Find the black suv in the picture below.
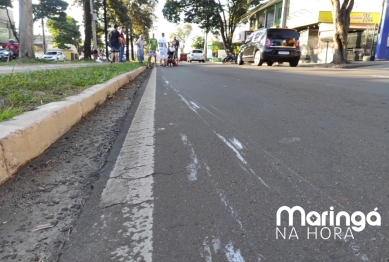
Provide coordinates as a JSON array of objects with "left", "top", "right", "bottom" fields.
[{"left": 238, "top": 28, "right": 301, "bottom": 67}]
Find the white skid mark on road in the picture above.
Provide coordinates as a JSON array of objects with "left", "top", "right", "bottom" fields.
[
  {"left": 225, "top": 241, "right": 245, "bottom": 262},
  {"left": 180, "top": 133, "right": 200, "bottom": 181},
  {"left": 178, "top": 94, "right": 199, "bottom": 114},
  {"left": 190, "top": 101, "right": 200, "bottom": 109},
  {"left": 215, "top": 133, "right": 247, "bottom": 165},
  {"left": 188, "top": 147, "right": 200, "bottom": 181},
  {"left": 101, "top": 67, "right": 156, "bottom": 261},
  {"left": 230, "top": 137, "right": 243, "bottom": 150},
  {"left": 200, "top": 237, "right": 213, "bottom": 262},
  {"left": 216, "top": 133, "right": 269, "bottom": 189},
  {"left": 204, "top": 163, "right": 264, "bottom": 261},
  {"left": 213, "top": 237, "right": 221, "bottom": 253}
]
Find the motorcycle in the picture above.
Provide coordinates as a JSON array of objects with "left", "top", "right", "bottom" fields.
[
  {"left": 222, "top": 49, "right": 237, "bottom": 64},
  {"left": 3, "top": 50, "right": 19, "bottom": 61}
]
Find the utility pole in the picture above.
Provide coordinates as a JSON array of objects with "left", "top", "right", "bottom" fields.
[
  {"left": 41, "top": 18, "right": 46, "bottom": 54},
  {"left": 89, "top": 0, "right": 98, "bottom": 51},
  {"left": 280, "top": 0, "right": 288, "bottom": 28}
]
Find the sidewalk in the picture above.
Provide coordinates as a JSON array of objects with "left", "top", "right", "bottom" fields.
[{"left": 298, "top": 60, "right": 389, "bottom": 69}]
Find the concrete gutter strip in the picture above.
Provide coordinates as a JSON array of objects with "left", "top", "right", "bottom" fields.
[{"left": 0, "top": 66, "right": 145, "bottom": 185}]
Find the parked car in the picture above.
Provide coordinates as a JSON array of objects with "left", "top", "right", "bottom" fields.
[
  {"left": 0, "top": 48, "right": 6, "bottom": 62},
  {"left": 187, "top": 49, "right": 205, "bottom": 63},
  {"left": 42, "top": 51, "right": 66, "bottom": 62},
  {"left": 238, "top": 28, "right": 301, "bottom": 67},
  {"left": 179, "top": 53, "right": 188, "bottom": 61}
]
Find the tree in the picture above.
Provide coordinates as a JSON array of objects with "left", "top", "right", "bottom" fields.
[
  {"left": 0, "top": 0, "right": 19, "bottom": 42},
  {"left": 192, "top": 35, "right": 204, "bottom": 49},
  {"left": 211, "top": 39, "right": 223, "bottom": 56},
  {"left": 330, "top": 0, "right": 354, "bottom": 64},
  {"left": 163, "top": 0, "right": 263, "bottom": 51},
  {"left": 33, "top": 0, "right": 68, "bottom": 53},
  {"left": 46, "top": 15, "right": 82, "bottom": 51},
  {"left": 169, "top": 24, "right": 192, "bottom": 53},
  {"left": 19, "top": 0, "right": 35, "bottom": 59}
]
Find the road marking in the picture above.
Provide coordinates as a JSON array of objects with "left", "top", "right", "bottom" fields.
[
  {"left": 371, "top": 75, "right": 389, "bottom": 78},
  {"left": 100, "top": 67, "right": 156, "bottom": 261}
]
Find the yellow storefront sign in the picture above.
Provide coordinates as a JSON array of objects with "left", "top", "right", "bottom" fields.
[
  {"left": 318, "top": 11, "right": 380, "bottom": 24},
  {"left": 0, "top": 28, "right": 9, "bottom": 39}
]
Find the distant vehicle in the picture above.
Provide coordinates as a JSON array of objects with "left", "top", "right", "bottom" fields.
[
  {"left": 238, "top": 28, "right": 301, "bottom": 67},
  {"left": 0, "top": 48, "right": 7, "bottom": 62},
  {"left": 42, "top": 51, "right": 66, "bottom": 62},
  {"left": 187, "top": 49, "right": 205, "bottom": 63},
  {"left": 179, "top": 53, "right": 187, "bottom": 61}
]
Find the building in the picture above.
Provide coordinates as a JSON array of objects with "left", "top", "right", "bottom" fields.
[
  {"left": 286, "top": 0, "right": 382, "bottom": 63},
  {"left": 244, "top": 0, "right": 384, "bottom": 63},
  {"left": 0, "top": 8, "right": 16, "bottom": 45}
]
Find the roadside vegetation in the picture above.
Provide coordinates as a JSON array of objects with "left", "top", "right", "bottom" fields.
[
  {"left": 0, "top": 62, "right": 142, "bottom": 122},
  {"left": 0, "top": 59, "right": 97, "bottom": 67}
]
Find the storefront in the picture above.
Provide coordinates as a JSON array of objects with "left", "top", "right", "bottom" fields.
[{"left": 286, "top": 0, "right": 383, "bottom": 63}]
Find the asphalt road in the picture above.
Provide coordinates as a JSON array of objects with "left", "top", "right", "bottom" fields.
[{"left": 61, "top": 62, "right": 389, "bottom": 261}]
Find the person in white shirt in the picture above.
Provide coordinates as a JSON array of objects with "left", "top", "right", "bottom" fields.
[
  {"left": 136, "top": 35, "right": 144, "bottom": 63},
  {"left": 158, "top": 33, "right": 167, "bottom": 66}
]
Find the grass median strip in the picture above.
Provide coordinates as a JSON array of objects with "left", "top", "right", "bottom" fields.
[{"left": 0, "top": 62, "right": 143, "bottom": 122}]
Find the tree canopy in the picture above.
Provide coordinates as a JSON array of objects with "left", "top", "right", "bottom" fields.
[
  {"left": 32, "top": 0, "right": 68, "bottom": 21},
  {"left": 46, "top": 15, "right": 82, "bottom": 51},
  {"left": 163, "top": 0, "right": 264, "bottom": 50},
  {"left": 191, "top": 35, "right": 204, "bottom": 49},
  {"left": 169, "top": 24, "right": 192, "bottom": 52}
]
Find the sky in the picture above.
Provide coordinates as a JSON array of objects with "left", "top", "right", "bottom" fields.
[{"left": 11, "top": 0, "right": 205, "bottom": 52}]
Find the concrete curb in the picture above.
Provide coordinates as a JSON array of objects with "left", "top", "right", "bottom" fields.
[{"left": 0, "top": 66, "right": 146, "bottom": 185}]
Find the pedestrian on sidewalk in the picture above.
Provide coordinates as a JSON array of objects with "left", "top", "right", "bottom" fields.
[
  {"left": 119, "top": 27, "right": 126, "bottom": 62},
  {"left": 147, "top": 33, "right": 158, "bottom": 68},
  {"left": 158, "top": 33, "right": 167, "bottom": 66},
  {"left": 137, "top": 35, "right": 144, "bottom": 64},
  {"left": 109, "top": 24, "right": 120, "bottom": 63}
]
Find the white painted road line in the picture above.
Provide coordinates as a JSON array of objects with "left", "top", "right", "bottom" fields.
[{"left": 100, "top": 68, "right": 156, "bottom": 261}]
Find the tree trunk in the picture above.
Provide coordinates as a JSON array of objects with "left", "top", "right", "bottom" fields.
[
  {"left": 330, "top": 0, "right": 354, "bottom": 64},
  {"left": 129, "top": 28, "right": 134, "bottom": 61},
  {"left": 126, "top": 27, "right": 130, "bottom": 61},
  {"left": 19, "top": 0, "right": 35, "bottom": 59},
  {"left": 6, "top": 8, "right": 19, "bottom": 42},
  {"left": 41, "top": 18, "right": 46, "bottom": 54},
  {"left": 83, "top": 0, "right": 92, "bottom": 59}
]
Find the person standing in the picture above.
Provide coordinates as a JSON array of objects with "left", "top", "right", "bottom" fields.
[
  {"left": 119, "top": 27, "right": 126, "bottom": 62},
  {"left": 172, "top": 36, "right": 180, "bottom": 64},
  {"left": 5, "top": 39, "right": 18, "bottom": 61},
  {"left": 109, "top": 24, "right": 120, "bottom": 63},
  {"left": 158, "top": 33, "right": 167, "bottom": 66},
  {"left": 147, "top": 33, "right": 158, "bottom": 68},
  {"left": 136, "top": 35, "right": 144, "bottom": 64}
]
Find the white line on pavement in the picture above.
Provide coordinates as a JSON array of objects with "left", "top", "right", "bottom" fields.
[{"left": 100, "top": 67, "right": 156, "bottom": 261}]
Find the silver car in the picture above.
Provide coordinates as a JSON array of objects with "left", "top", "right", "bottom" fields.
[
  {"left": 187, "top": 49, "right": 205, "bottom": 63},
  {"left": 42, "top": 51, "right": 66, "bottom": 62}
]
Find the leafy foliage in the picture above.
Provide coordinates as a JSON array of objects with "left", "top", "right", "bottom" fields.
[
  {"left": 192, "top": 35, "right": 204, "bottom": 49},
  {"left": 0, "top": 0, "right": 12, "bottom": 8},
  {"left": 46, "top": 15, "right": 82, "bottom": 50},
  {"left": 163, "top": 0, "right": 264, "bottom": 50},
  {"left": 32, "top": 0, "right": 68, "bottom": 21},
  {"left": 169, "top": 24, "right": 192, "bottom": 52}
]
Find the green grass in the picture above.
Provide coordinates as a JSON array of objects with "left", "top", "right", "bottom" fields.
[
  {"left": 0, "top": 62, "right": 143, "bottom": 122},
  {"left": 0, "top": 58, "right": 99, "bottom": 66}
]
